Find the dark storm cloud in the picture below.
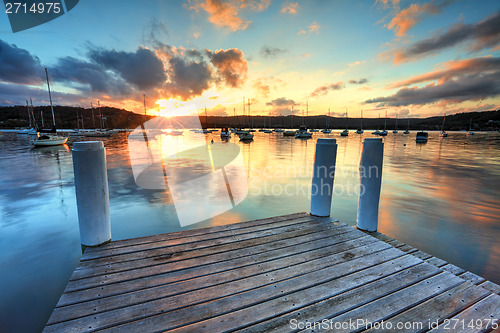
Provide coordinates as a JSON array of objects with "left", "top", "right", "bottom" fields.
[
  {"left": 395, "top": 11, "right": 500, "bottom": 63},
  {"left": 0, "top": 82, "right": 86, "bottom": 105},
  {"left": 49, "top": 57, "right": 132, "bottom": 95},
  {"left": 260, "top": 45, "right": 288, "bottom": 58},
  {"left": 0, "top": 39, "right": 44, "bottom": 85},
  {"left": 165, "top": 57, "right": 212, "bottom": 99},
  {"left": 207, "top": 48, "right": 248, "bottom": 88},
  {"left": 310, "top": 82, "right": 344, "bottom": 97},
  {"left": 364, "top": 71, "right": 500, "bottom": 107},
  {"left": 266, "top": 97, "right": 297, "bottom": 106},
  {"left": 349, "top": 78, "right": 368, "bottom": 84},
  {"left": 88, "top": 47, "right": 167, "bottom": 90}
]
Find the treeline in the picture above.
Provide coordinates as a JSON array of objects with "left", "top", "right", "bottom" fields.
[
  {"left": 1, "top": 105, "right": 499, "bottom": 131},
  {"left": 0, "top": 105, "right": 149, "bottom": 129}
]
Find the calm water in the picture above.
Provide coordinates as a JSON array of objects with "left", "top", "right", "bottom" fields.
[{"left": 0, "top": 129, "right": 499, "bottom": 332}]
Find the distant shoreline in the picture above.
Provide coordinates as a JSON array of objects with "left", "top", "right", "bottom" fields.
[{"left": 1, "top": 106, "right": 498, "bottom": 131}]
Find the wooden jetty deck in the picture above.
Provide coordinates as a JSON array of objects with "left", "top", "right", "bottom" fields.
[{"left": 45, "top": 212, "right": 500, "bottom": 332}]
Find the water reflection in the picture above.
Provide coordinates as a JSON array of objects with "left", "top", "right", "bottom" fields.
[{"left": 0, "top": 130, "right": 499, "bottom": 332}]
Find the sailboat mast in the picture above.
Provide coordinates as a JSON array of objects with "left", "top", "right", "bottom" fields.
[
  {"left": 345, "top": 108, "right": 348, "bottom": 130},
  {"left": 249, "top": 99, "right": 253, "bottom": 129},
  {"left": 91, "top": 103, "right": 95, "bottom": 128},
  {"left": 242, "top": 97, "right": 246, "bottom": 128},
  {"left": 29, "top": 98, "right": 36, "bottom": 129},
  {"left": 205, "top": 106, "right": 208, "bottom": 128},
  {"left": 45, "top": 68, "right": 56, "bottom": 128},
  {"left": 98, "top": 100, "right": 102, "bottom": 129},
  {"left": 361, "top": 110, "right": 363, "bottom": 130},
  {"left": 26, "top": 100, "right": 32, "bottom": 128},
  {"left": 143, "top": 94, "right": 147, "bottom": 123},
  {"left": 303, "top": 101, "right": 307, "bottom": 126},
  {"left": 384, "top": 111, "right": 387, "bottom": 130}
]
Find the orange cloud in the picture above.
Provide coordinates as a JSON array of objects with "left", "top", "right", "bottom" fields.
[
  {"left": 198, "top": 0, "right": 250, "bottom": 31},
  {"left": 308, "top": 21, "right": 320, "bottom": 33},
  {"left": 187, "top": 0, "right": 271, "bottom": 31},
  {"left": 388, "top": 56, "right": 500, "bottom": 88},
  {"left": 348, "top": 60, "right": 365, "bottom": 67},
  {"left": 387, "top": 3, "right": 438, "bottom": 37},
  {"left": 297, "top": 21, "right": 320, "bottom": 35},
  {"left": 208, "top": 48, "right": 248, "bottom": 87},
  {"left": 281, "top": 2, "right": 298, "bottom": 14}
]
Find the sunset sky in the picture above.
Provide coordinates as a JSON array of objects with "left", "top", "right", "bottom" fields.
[{"left": 1, "top": 0, "right": 499, "bottom": 118}]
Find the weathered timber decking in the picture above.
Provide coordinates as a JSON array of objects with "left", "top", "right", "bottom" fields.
[{"left": 44, "top": 212, "right": 500, "bottom": 332}]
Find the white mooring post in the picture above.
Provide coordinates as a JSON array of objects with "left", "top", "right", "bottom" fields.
[
  {"left": 357, "top": 138, "right": 384, "bottom": 231},
  {"left": 310, "top": 138, "right": 338, "bottom": 217},
  {"left": 72, "top": 141, "right": 111, "bottom": 247}
]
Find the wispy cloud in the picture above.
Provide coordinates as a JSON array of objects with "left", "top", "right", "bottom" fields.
[
  {"left": 260, "top": 45, "right": 288, "bottom": 58},
  {"left": 348, "top": 60, "right": 365, "bottom": 67},
  {"left": 298, "top": 21, "right": 320, "bottom": 35},
  {"left": 349, "top": 78, "right": 369, "bottom": 85},
  {"left": 253, "top": 76, "right": 284, "bottom": 97},
  {"left": 266, "top": 97, "right": 297, "bottom": 106},
  {"left": 388, "top": 56, "right": 500, "bottom": 89},
  {"left": 185, "top": 0, "right": 271, "bottom": 31},
  {"left": 310, "top": 82, "right": 344, "bottom": 97},
  {"left": 281, "top": 2, "right": 298, "bottom": 14},
  {"left": 392, "top": 10, "right": 500, "bottom": 63},
  {"left": 377, "top": 0, "right": 453, "bottom": 37},
  {"left": 365, "top": 67, "right": 500, "bottom": 107},
  {"left": 186, "top": 0, "right": 250, "bottom": 31},
  {"left": 240, "top": 0, "right": 271, "bottom": 12}
]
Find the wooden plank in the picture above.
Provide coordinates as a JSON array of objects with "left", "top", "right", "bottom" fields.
[
  {"left": 81, "top": 215, "right": 321, "bottom": 261},
  {"left": 428, "top": 294, "right": 500, "bottom": 332},
  {"left": 441, "top": 263, "right": 466, "bottom": 276},
  {"left": 396, "top": 244, "right": 414, "bottom": 252},
  {"left": 412, "top": 250, "right": 433, "bottom": 260},
  {"left": 71, "top": 220, "right": 349, "bottom": 280},
  {"left": 85, "top": 212, "right": 310, "bottom": 253},
  {"left": 48, "top": 234, "right": 379, "bottom": 324},
  {"left": 64, "top": 225, "right": 358, "bottom": 293},
  {"left": 426, "top": 257, "right": 448, "bottom": 267},
  {"left": 363, "top": 282, "right": 491, "bottom": 333},
  {"left": 459, "top": 271, "right": 486, "bottom": 285},
  {"left": 478, "top": 281, "right": 500, "bottom": 295},
  {"left": 173, "top": 258, "right": 432, "bottom": 333},
  {"left": 59, "top": 226, "right": 360, "bottom": 306},
  {"left": 45, "top": 247, "right": 405, "bottom": 332},
  {"left": 363, "top": 231, "right": 394, "bottom": 243},
  {"left": 302, "top": 272, "right": 466, "bottom": 333},
  {"left": 387, "top": 239, "right": 405, "bottom": 247}
]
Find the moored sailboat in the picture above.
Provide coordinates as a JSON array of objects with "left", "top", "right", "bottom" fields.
[
  {"left": 439, "top": 113, "right": 448, "bottom": 137},
  {"left": 30, "top": 68, "right": 68, "bottom": 147},
  {"left": 340, "top": 108, "right": 349, "bottom": 136},
  {"left": 356, "top": 110, "right": 364, "bottom": 134}
]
